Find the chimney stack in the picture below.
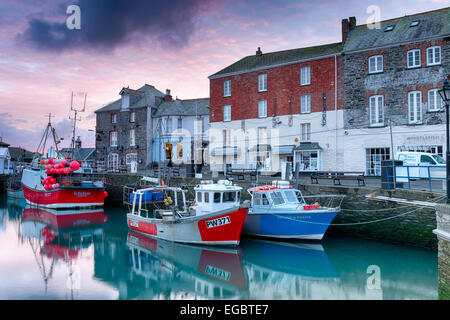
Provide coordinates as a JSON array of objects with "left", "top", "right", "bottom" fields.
[
  {"left": 256, "top": 47, "right": 262, "bottom": 56},
  {"left": 164, "top": 89, "right": 173, "bottom": 102},
  {"left": 341, "top": 16, "right": 356, "bottom": 44}
]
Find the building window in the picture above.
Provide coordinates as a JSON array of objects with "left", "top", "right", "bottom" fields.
[
  {"left": 223, "top": 129, "right": 231, "bottom": 146},
  {"left": 129, "top": 129, "right": 135, "bottom": 146},
  {"left": 369, "top": 95, "right": 384, "bottom": 126},
  {"left": 407, "top": 49, "right": 421, "bottom": 68},
  {"left": 108, "top": 153, "right": 119, "bottom": 171},
  {"left": 110, "top": 131, "right": 118, "bottom": 147},
  {"left": 365, "top": 148, "right": 390, "bottom": 176},
  {"left": 428, "top": 89, "right": 443, "bottom": 112},
  {"left": 165, "top": 143, "right": 172, "bottom": 160},
  {"left": 166, "top": 117, "right": 172, "bottom": 134},
  {"left": 177, "top": 143, "right": 183, "bottom": 160},
  {"left": 300, "top": 66, "right": 310, "bottom": 85},
  {"left": 177, "top": 118, "right": 182, "bottom": 129},
  {"left": 295, "top": 150, "right": 320, "bottom": 171},
  {"left": 258, "top": 127, "right": 267, "bottom": 145},
  {"left": 258, "top": 100, "right": 267, "bottom": 118},
  {"left": 427, "top": 46, "right": 441, "bottom": 66},
  {"left": 368, "top": 55, "right": 383, "bottom": 74},
  {"left": 125, "top": 153, "right": 137, "bottom": 164},
  {"left": 301, "top": 123, "right": 311, "bottom": 141},
  {"left": 258, "top": 74, "right": 267, "bottom": 92},
  {"left": 224, "top": 80, "right": 231, "bottom": 97},
  {"left": 223, "top": 105, "right": 231, "bottom": 122},
  {"left": 408, "top": 91, "right": 422, "bottom": 124},
  {"left": 111, "top": 113, "right": 117, "bottom": 124},
  {"left": 300, "top": 94, "right": 311, "bottom": 114},
  {"left": 130, "top": 111, "right": 136, "bottom": 123}
]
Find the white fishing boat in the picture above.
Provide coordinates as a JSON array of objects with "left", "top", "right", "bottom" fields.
[{"left": 127, "top": 180, "right": 249, "bottom": 246}]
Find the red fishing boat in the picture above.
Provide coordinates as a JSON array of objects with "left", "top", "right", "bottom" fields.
[{"left": 21, "top": 114, "right": 107, "bottom": 209}]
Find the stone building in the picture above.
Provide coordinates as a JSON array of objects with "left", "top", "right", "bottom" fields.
[
  {"left": 95, "top": 84, "right": 209, "bottom": 173},
  {"left": 341, "top": 7, "right": 450, "bottom": 175},
  {"left": 208, "top": 43, "right": 344, "bottom": 173}
]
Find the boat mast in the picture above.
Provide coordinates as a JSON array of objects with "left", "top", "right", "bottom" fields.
[
  {"left": 69, "top": 91, "right": 86, "bottom": 160},
  {"left": 32, "top": 113, "right": 61, "bottom": 164}
]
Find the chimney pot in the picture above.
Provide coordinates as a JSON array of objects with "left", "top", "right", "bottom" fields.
[{"left": 256, "top": 47, "right": 262, "bottom": 56}]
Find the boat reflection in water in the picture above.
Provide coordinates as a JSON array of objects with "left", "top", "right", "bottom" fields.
[
  {"left": 19, "top": 207, "right": 108, "bottom": 295},
  {"left": 125, "top": 231, "right": 248, "bottom": 299},
  {"left": 240, "top": 238, "right": 339, "bottom": 299}
]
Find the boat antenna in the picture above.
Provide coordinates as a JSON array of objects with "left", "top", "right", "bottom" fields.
[
  {"left": 69, "top": 91, "right": 86, "bottom": 160},
  {"left": 32, "top": 113, "right": 61, "bottom": 165}
]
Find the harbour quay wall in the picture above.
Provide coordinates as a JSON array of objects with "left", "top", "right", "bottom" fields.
[
  {"left": 434, "top": 205, "right": 450, "bottom": 300},
  {"left": 104, "top": 173, "right": 440, "bottom": 250}
]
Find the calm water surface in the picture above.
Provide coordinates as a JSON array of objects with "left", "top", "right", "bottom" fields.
[{"left": 0, "top": 195, "right": 438, "bottom": 300}]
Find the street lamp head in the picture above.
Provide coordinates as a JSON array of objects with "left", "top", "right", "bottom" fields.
[{"left": 439, "top": 79, "right": 450, "bottom": 103}]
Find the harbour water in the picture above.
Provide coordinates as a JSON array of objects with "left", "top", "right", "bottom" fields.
[{"left": 0, "top": 195, "right": 438, "bottom": 300}]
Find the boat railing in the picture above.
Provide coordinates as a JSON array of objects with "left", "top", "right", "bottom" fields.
[
  {"left": 55, "top": 173, "right": 105, "bottom": 188},
  {"left": 130, "top": 187, "right": 189, "bottom": 218},
  {"left": 301, "top": 195, "right": 346, "bottom": 210}
]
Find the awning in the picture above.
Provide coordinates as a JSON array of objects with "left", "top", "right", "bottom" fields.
[
  {"left": 293, "top": 142, "right": 322, "bottom": 151},
  {"left": 211, "top": 146, "right": 239, "bottom": 156},
  {"left": 249, "top": 144, "right": 272, "bottom": 152},
  {"left": 273, "top": 145, "right": 294, "bottom": 155}
]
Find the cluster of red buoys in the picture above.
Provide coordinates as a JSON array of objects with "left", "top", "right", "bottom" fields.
[{"left": 40, "top": 158, "right": 81, "bottom": 191}]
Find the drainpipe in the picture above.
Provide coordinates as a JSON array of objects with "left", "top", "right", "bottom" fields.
[{"left": 334, "top": 54, "right": 338, "bottom": 171}]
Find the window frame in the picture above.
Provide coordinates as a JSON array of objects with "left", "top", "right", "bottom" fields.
[
  {"left": 428, "top": 89, "right": 443, "bottom": 112},
  {"left": 258, "top": 74, "right": 267, "bottom": 92},
  {"left": 368, "top": 55, "right": 383, "bottom": 74},
  {"left": 111, "top": 113, "right": 118, "bottom": 124},
  {"left": 300, "top": 94, "right": 311, "bottom": 114},
  {"left": 223, "top": 80, "right": 231, "bottom": 97},
  {"left": 301, "top": 123, "right": 311, "bottom": 141},
  {"left": 223, "top": 105, "right": 231, "bottom": 122},
  {"left": 258, "top": 100, "right": 267, "bottom": 118},
  {"left": 300, "top": 66, "right": 311, "bottom": 85},
  {"left": 407, "top": 49, "right": 421, "bottom": 69},
  {"left": 110, "top": 131, "right": 118, "bottom": 147},
  {"left": 129, "top": 128, "right": 136, "bottom": 146},
  {"left": 408, "top": 91, "right": 422, "bottom": 124},
  {"left": 426, "top": 46, "right": 441, "bottom": 66},
  {"left": 130, "top": 111, "right": 136, "bottom": 123},
  {"left": 369, "top": 95, "right": 384, "bottom": 127}
]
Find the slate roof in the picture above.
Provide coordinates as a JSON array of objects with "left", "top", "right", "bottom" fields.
[
  {"left": 60, "top": 148, "right": 96, "bottom": 161},
  {"left": 153, "top": 98, "right": 210, "bottom": 117},
  {"left": 8, "top": 147, "right": 34, "bottom": 161},
  {"left": 344, "top": 7, "right": 450, "bottom": 52},
  {"left": 209, "top": 42, "right": 343, "bottom": 79},
  {"left": 95, "top": 84, "right": 165, "bottom": 113}
]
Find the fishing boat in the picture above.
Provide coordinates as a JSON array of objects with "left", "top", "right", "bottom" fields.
[
  {"left": 243, "top": 181, "right": 344, "bottom": 240},
  {"left": 127, "top": 180, "right": 249, "bottom": 246},
  {"left": 21, "top": 114, "right": 107, "bottom": 209}
]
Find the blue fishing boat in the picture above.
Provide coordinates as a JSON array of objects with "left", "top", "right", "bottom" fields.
[{"left": 243, "top": 181, "right": 344, "bottom": 240}]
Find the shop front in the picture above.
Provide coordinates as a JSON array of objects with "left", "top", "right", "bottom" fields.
[{"left": 293, "top": 142, "right": 322, "bottom": 172}]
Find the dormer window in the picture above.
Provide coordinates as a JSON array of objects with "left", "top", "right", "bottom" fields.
[
  {"left": 410, "top": 20, "right": 420, "bottom": 27},
  {"left": 384, "top": 25, "right": 395, "bottom": 32},
  {"left": 121, "top": 94, "right": 130, "bottom": 110}
]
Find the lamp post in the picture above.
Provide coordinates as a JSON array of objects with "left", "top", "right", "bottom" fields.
[{"left": 438, "top": 79, "right": 450, "bottom": 202}]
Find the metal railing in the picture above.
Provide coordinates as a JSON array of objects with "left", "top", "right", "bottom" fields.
[{"left": 385, "top": 165, "right": 446, "bottom": 192}]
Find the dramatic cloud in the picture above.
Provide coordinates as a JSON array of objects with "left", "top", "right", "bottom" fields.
[{"left": 18, "top": 0, "right": 216, "bottom": 52}]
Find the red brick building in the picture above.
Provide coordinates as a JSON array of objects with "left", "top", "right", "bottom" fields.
[{"left": 208, "top": 43, "right": 344, "bottom": 173}]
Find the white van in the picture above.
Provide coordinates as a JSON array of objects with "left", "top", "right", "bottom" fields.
[
  {"left": 396, "top": 152, "right": 446, "bottom": 166},
  {"left": 395, "top": 152, "right": 446, "bottom": 180}
]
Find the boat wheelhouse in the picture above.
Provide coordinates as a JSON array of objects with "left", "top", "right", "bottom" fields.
[
  {"left": 127, "top": 180, "right": 249, "bottom": 246},
  {"left": 243, "top": 181, "right": 344, "bottom": 240}
]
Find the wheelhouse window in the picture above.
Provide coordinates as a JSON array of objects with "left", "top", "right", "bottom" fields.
[
  {"left": 270, "top": 191, "right": 285, "bottom": 205},
  {"left": 300, "top": 66, "right": 310, "bottom": 85},
  {"left": 368, "top": 55, "right": 383, "bottom": 74},
  {"left": 253, "top": 192, "right": 262, "bottom": 206},
  {"left": 283, "top": 190, "right": 298, "bottom": 203},
  {"left": 427, "top": 46, "right": 441, "bottom": 66},
  {"left": 197, "top": 192, "right": 202, "bottom": 203},
  {"left": 408, "top": 91, "right": 422, "bottom": 124},
  {"left": 407, "top": 49, "right": 421, "bottom": 68},
  {"left": 223, "top": 192, "right": 237, "bottom": 202},
  {"left": 214, "top": 192, "right": 221, "bottom": 203},
  {"left": 223, "top": 80, "right": 231, "bottom": 97},
  {"left": 369, "top": 95, "right": 384, "bottom": 126},
  {"left": 204, "top": 192, "right": 209, "bottom": 203},
  {"left": 258, "top": 74, "right": 267, "bottom": 92}
]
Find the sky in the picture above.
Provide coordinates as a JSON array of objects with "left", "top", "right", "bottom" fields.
[{"left": 0, "top": 0, "right": 449, "bottom": 151}]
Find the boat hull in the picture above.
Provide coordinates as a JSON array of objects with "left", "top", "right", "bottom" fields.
[
  {"left": 21, "top": 168, "right": 105, "bottom": 209},
  {"left": 242, "top": 210, "right": 339, "bottom": 240},
  {"left": 7, "top": 188, "right": 24, "bottom": 199},
  {"left": 127, "top": 207, "right": 248, "bottom": 246}
]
